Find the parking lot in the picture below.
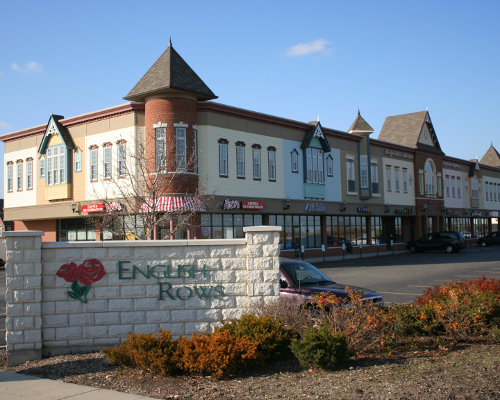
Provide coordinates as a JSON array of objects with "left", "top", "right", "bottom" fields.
[{"left": 1, "top": 246, "right": 500, "bottom": 347}]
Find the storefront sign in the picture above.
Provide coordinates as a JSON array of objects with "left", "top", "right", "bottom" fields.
[
  {"left": 82, "top": 204, "right": 105, "bottom": 213},
  {"left": 394, "top": 208, "right": 414, "bottom": 214},
  {"left": 489, "top": 211, "right": 499, "bottom": 217},
  {"left": 242, "top": 201, "right": 265, "bottom": 210},
  {"left": 427, "top": 205, "right": 440, "bottom": 211},
  {"left": 443, "top": 161, "right": 461, "bottom": 169},
  {"left": 223, "top": 199, "right": 240, "bottom": 210},
  {"left": 305, "top": 203, "right": 327, "bottom": 213},
  {"left": 106, "top": 202, "right": 123, "bottom": 212},
  {"left": 357, "top": 206, "right": 372, "bottom": 213},
  {"left": 384, "top": 149, "right": 414, "bottom": 159},
  {"left": 446, "top": 209, "right": 459, "bottom": 216},
  {"left": 471, "top": 211, "right": 482, "bottom": 216}
]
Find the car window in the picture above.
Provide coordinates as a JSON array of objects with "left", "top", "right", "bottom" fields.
[
  {"left": 421, "top": 234, "right": 432, "bottom": 241},
  {"left": 281, "top": 262, "right": 332, "bottom": 285},
  {"left": 431, "top": 233, "right": 441, "bottom": 240},
  {"left": 456, "top": 232, "right": 465, "bottom": 240},
  {"left": 488, "top": 233, "right": 496, "bottom": 237},
  {"left": 441, "top": 234, "right": 455, "bottom": 240}
]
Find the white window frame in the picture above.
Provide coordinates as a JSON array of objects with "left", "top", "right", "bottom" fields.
[
  {"left": 395, "top": 167, "right": 400, "bottom": 192},
  {"left": 360, "top": 156, "right": 368, "bottom": 189},
  {"left": 39, "top": 158, "right": 45, "bottom": 178},
  {"left": 27, "top": 160, "right": 33, "bottom": 190},
  {"left": 75, "top": 151, "right": 82, "bottom": 173},
  {"left": 347, "top": 158, "right": 355, "bottom": 181},
  {"left": 118, "top": 143, "right": 126, "bottom": 177},
  {"left": 306, "top": 148, "right": 312, "bottom": 182},
  {"left": 7, "top": 164, "right": 13, "bottom": 192},
  {"left": 53, "top": 146, "right": 59, "bottom": 185},
  {"left": 237, "top": 146, "right": 245, "bottom": 178},
  {"left": 104, "top": 147, "right": 111, "bottom": 179},
  {"left": 219, "top": 143, "right": 228, "bottom": 177},
  {"left": 452, "top": 177, "right": 456, "bottom": 198},
  {"left": 90, "top": 148, "right": 98, "bottom": 181},
  {"left": 268, "top": 150, "right": 276, "bottom": 181},
  {"left": 403, "top": 168, "right": 408, "bottom": 192},
  {"left": 471, "top": 177, "right": 478, "bottom": 199},
  {"left": 156, "top": 127, "right": 166, "bottom": 171},
  {"left": 312, "top": 149, "right": 318, "bottom": 183},
  {"left": 253, "top": 148, "right": 261, "bottom": 179},
  {"left": 386, "top": 166, "right": 392, "bottom": 191},
  {"left": 17, "top": 162, "right": 22, "bottom": 191},
  {"left": 193, "top": 130, "right": 198, "bottom": 174},
  {"left": 292, "top": 150, "right": 299, "bottom": 173},
  {"left": 446, "top": 175, "right": 450, "bottom": 197},
  {"left": 47, "top": 148, "right": 52, "bottom": 185},
  {"left": 318, "top": 150, "right": 324, "bottom": 184},
  {"left": 176, "top": 128, "right": 186, "bottom": 170}
]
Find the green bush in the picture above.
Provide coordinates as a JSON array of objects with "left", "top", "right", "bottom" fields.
[
  {"left": 291, "top": 325, "right": 353, "bottom": 370},
  {"left": 216, "top": 314, "right": 297, "bottom": 360},
  {"left": 102, "top": 328, "right": 181, "bottom": 375}
]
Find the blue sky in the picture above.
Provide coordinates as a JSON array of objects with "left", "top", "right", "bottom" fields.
[{"left": 1, "top": 0, "right": 499, "bottom": 196}]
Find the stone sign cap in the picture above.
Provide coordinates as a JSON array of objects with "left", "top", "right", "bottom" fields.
[
  {"left": 243, "top": 226, "right": 282, "bottom": 232},
  {"left": 2, "top": 231, "right": 44, "bottom": 237}
]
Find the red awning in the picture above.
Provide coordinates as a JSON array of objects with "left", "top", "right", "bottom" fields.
[{"left": 139, "top": 197, "right": 206, "bottom": 213}]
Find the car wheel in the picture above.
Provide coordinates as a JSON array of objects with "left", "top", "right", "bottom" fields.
[
  {"left": 480, "top": 241, "right": 487, "bottom": 247},
  {"left": 445, "top": 244, "right": 454, "bottom": 253},
  {"left": 409, "top": 245, "right": 418, "bottom": 253}
]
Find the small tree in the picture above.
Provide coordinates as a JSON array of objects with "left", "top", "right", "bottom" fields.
[{"left": 84, "top": 125, "right": 216, "bottom": 240}]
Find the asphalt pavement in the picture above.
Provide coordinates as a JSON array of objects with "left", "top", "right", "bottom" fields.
[{"left": 312, "top": 246, "right": 500, "bottom": 303}]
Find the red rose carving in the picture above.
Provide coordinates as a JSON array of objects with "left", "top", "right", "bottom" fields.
[
  {"left": 56, "top": 262, "right": 80, "bottom": 283},
  {"left": 78, "top": 259, "right": 106, "bottom": 285}
]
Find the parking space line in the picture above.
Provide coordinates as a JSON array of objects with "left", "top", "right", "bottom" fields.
[{"left": 378, "top": 291, "right": 421, "bottom": 295}]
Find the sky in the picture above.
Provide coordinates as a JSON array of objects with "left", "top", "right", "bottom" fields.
[{"left": 1, "top": 0, "right": 499, "bottom": 196}]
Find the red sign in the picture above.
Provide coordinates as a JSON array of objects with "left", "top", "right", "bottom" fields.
[
  {"left": 82, "top": 204, "right": 105, "bottom": 213},
  {"left": 242, "top": 201, "right": 265, "bottom": 210}
]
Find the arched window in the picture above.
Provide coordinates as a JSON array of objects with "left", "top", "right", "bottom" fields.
[{"left": 424, "top": 160, "right": 436, "bottom": 195}]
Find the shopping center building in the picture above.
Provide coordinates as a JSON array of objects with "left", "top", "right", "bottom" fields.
[{"left": 2, "top": 42, "right": 499, "bottom": 257}]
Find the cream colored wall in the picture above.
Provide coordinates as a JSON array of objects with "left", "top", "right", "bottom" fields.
[
  {"left": 85, "top": 127, "right": 137, "bottom": 201},
  {"left": 4, "top": 147, "right": 38, "bottom": 209},
  {"left": 382, "top": 157, "right": 415, "bottom": 206},
  {"left": 198, "top": 125, "right": 285, "bottom": 199},
  {"left": 418, "top": 125, "right": 434, "bottom": 146}
]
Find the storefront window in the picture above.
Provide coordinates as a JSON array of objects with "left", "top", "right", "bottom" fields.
[
  {"left": 370, "top": 217, "right": 386, "bottom": 244},
  {"left": 446, "top": 217, "right": 471, "bottom": 238},
  {"left": 472, "top": 218, "right": 488, "bottom": 238},
  {"left": 201, "top": 213, "right": 262, "bottom": 239},
  {"left": 269, "top": 214, "right": 322, "bottom": 249},
  {"left": 325, "top": 216, "right": 367, "bottom": 246},
  {"left": 58, "top": 218, "right": 96, "bottom": 242}
]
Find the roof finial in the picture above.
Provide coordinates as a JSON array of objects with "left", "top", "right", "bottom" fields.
[
  {"left": 358, "top": 107, "right": 360, "bottom": 115},
  {"left": 317, "top": 115, "right": 320, "bottom": 122},
  {"left": 51, "top": 109, "right": 53, "bottom": 116},
  {"left": 426, "top": 106, "right": 428, "bottom": 111},
  {"left": 169, "top": 36, "right": 172, "bottom": 46}
]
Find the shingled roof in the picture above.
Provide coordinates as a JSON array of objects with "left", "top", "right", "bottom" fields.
[
  {"left": 124, "top": 42, "right": 217, "bottom": 102},
  {"left": 480, "top": 144, "right": 500, "bottom": 168},
  {"left": 347, "top": 111, "right": 374, "bottom": 133},
  {"left": 378, "top": 110, "right": 443, "bottom": 153}
]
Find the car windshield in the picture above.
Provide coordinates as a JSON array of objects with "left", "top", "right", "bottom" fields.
[{"left": 281, "top": 262, "right": 334, "bottom": 285}]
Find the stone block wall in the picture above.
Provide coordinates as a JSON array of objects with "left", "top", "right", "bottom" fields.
[{"left": 4, "top": 226, "right": 281, "bottom": 367}]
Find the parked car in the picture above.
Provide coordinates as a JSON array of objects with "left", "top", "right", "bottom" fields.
[
  {"left": 477, "top": 231, "right": 500, "bottom": 247},
  {"left": 326, "top": 236, "right": 351, "bottom": 247},
  {"left": 279, "top": 259, "right": 383, "bottom": 306},
  {"left": 406, "top": 231, "right": 466, "bottom": 253}
]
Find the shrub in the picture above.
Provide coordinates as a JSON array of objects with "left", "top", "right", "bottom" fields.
[
  {"left": 216, "top": 314, "right": 297, "bottom": 360},
  {"left": 102, "top": 328, "right": 181, "bottom": 375},
  {"left": 177, "top": 331, "right": 264, "bottom": 378},
  {"left": 291, "top": 325, "right": 353, "bottom": 370}
]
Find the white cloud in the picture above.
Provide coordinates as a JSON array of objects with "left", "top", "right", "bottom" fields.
[
  {"left": 12, "top": 61, "right": 44, "bottom": 73},
  {"left": 284, "top": 39, "right": 333, "bottom": 57},
  {"left": 0, "top": 121, "right": 12, "bottom": 130}
]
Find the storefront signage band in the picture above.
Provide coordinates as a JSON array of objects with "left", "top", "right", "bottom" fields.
[
  {"left": 304, "top": 203, "right": 326, "bottom": 213},
  {"left": 446, "top": 209, "right": 459, "bottom": 216},
  {"left": 471, "top": 211, "right": 482, "bottom": 216},
  {"left": 384, "top": 149, "right": 414, "bottom": 159},
  {"left": 489, "top": 211, "right": 499, "bottom": 217},
  {"left": 443, "top": 161, "right": 460, "bottom": 169},
  {"left": 357, "top": 206, "right": 372, "bottom": 213},
  {"left": 82, "top": 204, "right": 104, "bottom": 213},
  {"left": 394, "top": 208, "right": 414, "bottom": 215},
  {"left": 242, "top": 201, "right": 264, "bottom": 210},
  {"left": 223, "top": 199, "right": 240, "bottom": 210}
]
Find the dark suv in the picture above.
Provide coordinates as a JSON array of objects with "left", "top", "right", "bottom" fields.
[
  {"left": 477, "top": 231, "right": 500, "bottom": 247},
  {"left": 406, "top": 231, "right": 466, "bottom": 253}
]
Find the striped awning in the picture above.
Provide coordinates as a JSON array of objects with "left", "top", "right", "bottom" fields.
[{"left": 139, "top": 197, "right": 206, "bottom": 213}]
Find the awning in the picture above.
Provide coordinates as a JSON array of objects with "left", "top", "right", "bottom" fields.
[{"left": 139, "top": 197, "right": 206, "bottom": 213}]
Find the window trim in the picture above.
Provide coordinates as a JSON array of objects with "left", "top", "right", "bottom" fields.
[
  {"left": 89, "top": 145, "right": 98, "bottom": 182},
  {"left": 103, "top": 142, "right": 112, "bottom": 180},
  {"left": 176, "top": 127, "right": 187, "bottom": 170},
  {"left": 74, "top": 150, "right": 82, "bottom": 173},
  {"left": 395, "top": 166, "right": 400, "bottom": 192},
  {"left": 268, "top": 146, "right": 276, "bottom": 182},
  {"left": 252, "top": 144, "right": 261, "bottom": 180},
  {"left": 218, "top": 138, "right": 229, "bottom": 178},
  {"left": 346, "top": 156, "right": 355, "bottom": 193},
  {"left": 155, "top": 127, "right": 166, "bottom": 172},
  {"left": 26, "top": 158, "right": 33, "bottom": 190},
  {"left": 117, "top": 140, "right": 127, "bottom": 178},
  {"left": 291, "top": 149, "right": 299, "bottom": 173},
  {"left": 403, "top": 168, "right": 408, "bottom": 193},
  {"left": 7, "top": 162, "right": 13, "bottom": 193},
  {"left": 16, "top": 160, "right": 23, "bottom": 192},
  {"left": 39, "top": 157, "right": 45, "bottom": 178},
  {"left": 236, "top": 141, "right": 245, "bottom": 179},
  {"left": 326, "top": 154, "right": 333, "bottom": 177},
  {"left": 386, "top": 165, "right": 392, "bottom": 191},
  {"left": 360, "top": 156, "right": 368, "bottom": 189}
]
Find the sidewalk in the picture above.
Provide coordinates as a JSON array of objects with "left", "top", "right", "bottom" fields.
[
  {"left": 299, "top": 249, "right": 409, "bottom": 264},
  {"left": 0, "top": 370, "right": 153, "bottom": 400}
]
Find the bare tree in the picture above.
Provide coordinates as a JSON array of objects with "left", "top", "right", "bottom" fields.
[{"left": 82, "top": 125, "right": 216, "bottom": 240}]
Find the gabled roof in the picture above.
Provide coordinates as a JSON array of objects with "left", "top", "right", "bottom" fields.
[
  {"left": 348, "top": 110, "right": 374, "bottom": 133},
  {"left": 480, "top": 144, "right": 500, "bottom": 168},
  {"left": 300, "top": 121, "right": 331, "bottom": 152},
  {"left": 124, "top": 42, "right": 217, "bottom": 102},
  {"left": 38, "top": 115, "right": 75, "bottom": 154},
  {"left": 378, "top": 110, "right": 443, "bottom": 154}
]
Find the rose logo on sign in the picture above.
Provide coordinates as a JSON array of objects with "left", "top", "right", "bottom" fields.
[{"left": 56, "top": 259, "right": 106, "bottom": 304}]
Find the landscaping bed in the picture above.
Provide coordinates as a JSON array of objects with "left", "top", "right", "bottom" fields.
[{"left": 1, "top": 343, "right": 500, "bottom": 399}]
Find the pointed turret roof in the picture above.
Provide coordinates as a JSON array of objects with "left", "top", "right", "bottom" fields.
[
  {"left": 480, "top": 144, "right": 500, "bottom": 168},
  {"left": 124, "top": 42, "right": 217, "bottom": 102},
  {"left": 348, "top": 110, "right": 374, "bottom": 134}
]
